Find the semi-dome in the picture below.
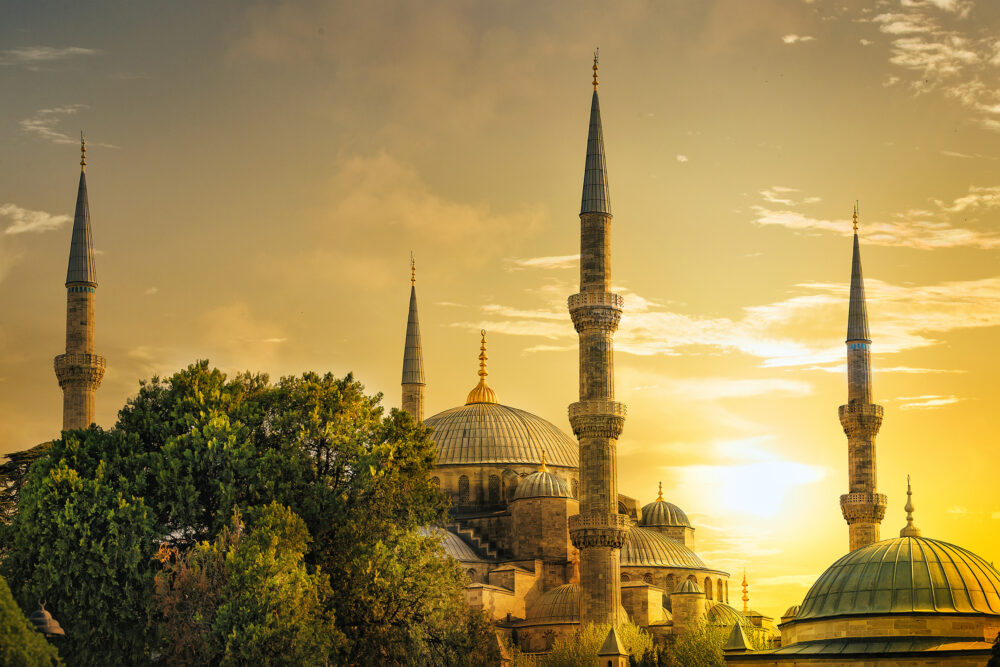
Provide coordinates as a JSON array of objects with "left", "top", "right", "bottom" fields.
[
  {"left": 796, "top": 536, "right": 1000, "bottom": 621},
  {"left": 525, "top": 583, "right": 627, "bottom": 623},
  {"left": 674, "top": 579, "right": 702, "bottom": 594},
  {"left": 707, "top": 602, "right": 754, "bottom": 627},
  {"left": 639, "top": 484, "right": 691, "bottom": 528},
  {"left": 623, "top": 526, "right": 706, "bottom": 569},
  {"left": 421, "top": 527, "right": 485, "bottom": 563},
  {"left": 513, "top": 461, "right": 571, "bottom": 500}
]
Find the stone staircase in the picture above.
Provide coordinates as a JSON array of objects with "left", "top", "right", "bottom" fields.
[{"left": 447, "top": 521, "right": 501, "bottom": 560}]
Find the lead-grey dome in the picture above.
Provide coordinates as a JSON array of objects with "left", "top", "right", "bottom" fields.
[
  {"left": 424, "top": 403, "right": 578, "bottom": 468},
  {"left": 525, "top": 583, "right": 627, "bottom": 623},
  {"left": 421, "top": 528, "right": 484, "bottom": 563},
  {"left": 514, "top": 470, "right": 571, "bottom": 500},
  {"left": 796, "top": 536, "right": 1000, "bottom": 621},
  {"left": 623, "top": 527, "right": 706, "bottom": 569},
  {"left": 640, "top": 500, "right": 691, "bottom": 529}
]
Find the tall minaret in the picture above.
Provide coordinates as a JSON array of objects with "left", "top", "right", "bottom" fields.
[
  {"left": 54, "top": 134, "right": 106, "bottom": 430},
  {"left": 838, "top": 205, "right": 887, "bottom": 551},
  {"left": 401, "top": 253, "right": 425, "bottom": 421},
  {"left": 567, "top": 51, "right": 629, "bottom": 625}
]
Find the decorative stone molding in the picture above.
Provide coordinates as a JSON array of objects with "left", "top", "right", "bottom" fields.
[
  {"left": 568, "top": 292, "right": 625, "bottom": 311},
  {"left": 840, "top": 492, "right": 888, "bottom": 524},
  {"left": 54, "top": 353, "right": 106, "bottom": 390},
  {"left": 838, "top": 403, "right": 883, "bottom": 438},
  {"left": 569, "top": 513, "right": 630, "bottom": 549}
]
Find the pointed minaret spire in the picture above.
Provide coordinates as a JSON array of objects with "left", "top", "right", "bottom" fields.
[
  {"left": 741, "top": 570, "right": 749, "bottom": 613},
  {"left": 839, "top": 204, "right": 887, "bottom": 552},
  {"left": 54, "top": 134, "right": 105, "bottom": 430},
  {"left": 401, "top": 253, "right": 426, "bottom": 421},
  {"left": 900, "top": 476, "right": 921, "bottom": 537},
  {"left": 569, "top": 53, "right": 628, "bottom": 626}
]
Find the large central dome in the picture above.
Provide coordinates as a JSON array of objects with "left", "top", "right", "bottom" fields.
[
  {"left": 796, "top": 536, "right": 1000, "bottom": 620},
  {"left": 424, "top": 402, "right": 579, "bottom": 468}
]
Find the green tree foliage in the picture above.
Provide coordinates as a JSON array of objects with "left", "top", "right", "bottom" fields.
[
  {"left": 2, "top": 361, "right": 495, "bottom": 665},
  {"left": 154, "top": 503, "right": 342, "bottom": 665},
  {"left": 662, "top": 623, "right": 729, "bottom": 667},
  {"left": 0, "top": 574, "right": 60, "bottom": 666},
  {"left": 509, "top": 622, "right": 656, "bottom": 667}
]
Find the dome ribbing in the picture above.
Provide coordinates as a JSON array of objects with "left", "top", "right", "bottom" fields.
[{"left": 623, "top": 527, "right": 706, "bottom": 569}]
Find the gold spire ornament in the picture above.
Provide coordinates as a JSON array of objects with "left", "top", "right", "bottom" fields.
[
  {"left": 410, "top": 251, "right": 416, "bottom": 286},
  {"left": 853, "top": 201, "right": 859, "bottom": 233},
  {"left": 900, "top": 475, "right": 921, "bottom": 537},
  {"left": 656, "top": 481, "right": 665, "bottom": 502},
  {"left": 539, "top": 449, "right": 548, "bottom": 473},
  {"left": 80, "top": 132, "right": 86, "bottom": 172},
  {"left": 465, "top": 329, "right": 498, "bottom": 405},
  {"left": 742, "top": 570, "right": 749, "bottom": 613},
  {"left": 592, "top": 48, "right": 599, "bottom": 90}
]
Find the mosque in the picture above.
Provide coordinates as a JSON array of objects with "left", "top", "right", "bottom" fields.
[{"left": 48, "top": 54, "right": 1000, "bottom": 662}]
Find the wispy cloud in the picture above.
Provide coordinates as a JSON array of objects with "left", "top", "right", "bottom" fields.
[
  {"left": 896, "top": 394, "right": 961, "bottom": 409},
  {"left": 782, "top": 34, "right": 815, "bottom": 44},
  {"left": 0, "top": 204, "right": 70, "bottom": 235},
  {"left": 0, "top": 46, "right": 98, "bottom": 66},
  {"left": 19, "top": 105, "right": 88, "bottom": 145},
  {"left": 676, "top": 154, "right": 689, "bottom": 163},
  {"left": 506, "top": 254, "right": 578, "bottom": 271}
]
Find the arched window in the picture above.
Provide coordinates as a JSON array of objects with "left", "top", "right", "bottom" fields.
[
  {"left": 687, "top": 574, "right": 697, "bottom": 583},
  {"left": 458, "top": 475, "right": 470, "bottom": 506},
  {"left": 617, "top": 501, "right": 628, "bottom": 515},
  {"left": 488, "top": 475, "right": 501, "bottom": 505},
  {"left": 643, "top": 573, "right": 654, "bottom": 585},
  {"left": 466, "top": 568, "right": 477, "bottom": 583},
  {"left": 620, "top": 573, "right": 630, "bottom": 583},
  {"left": 666, "top": 574, "right": 676, "bottom": 593},
  {"left": 431, "top": 476, "right": 440, "bottom": 487},
  {"left": 704, "top": 577, "right": 713, "bottom": 599},
  {"left": 717, "top": 579, "right": 724, "bottom": 602},
  {"left": 571, "top": 479, "right": 579, "bottom": 498}
]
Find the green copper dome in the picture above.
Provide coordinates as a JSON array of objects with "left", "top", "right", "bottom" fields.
[
  {"left": 796, "top": 536, "right": 1000, "bottom": 621},
  {"left": 424, "top": 403, "right": 578, "bottom": 468},
  {"left": 622, "top": 527, "right": 706, "bottom": 569}
]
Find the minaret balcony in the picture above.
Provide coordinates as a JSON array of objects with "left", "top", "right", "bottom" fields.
[
  {"left": 568, "top": 512, "right": 630, "bottom": 549},
  {"left": 838, "top": 403, "right": 883, "bottom": 419},
  {"left": 568, "top": 291, "right": 624, "bottom": 311},
  {"left": 840, "top": 492, "right": 888, "bottom": 523}
]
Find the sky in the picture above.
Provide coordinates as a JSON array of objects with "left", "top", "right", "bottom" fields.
[{"left": 2, "top": 0, "right": 1000, "bottom": 619}]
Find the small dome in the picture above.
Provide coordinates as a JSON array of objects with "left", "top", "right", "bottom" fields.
[
  {"left": 707, "top": 602, "right": 754, "bottom": 628},
  {"left": 674, "top": 579, "right": 703, "bottom": 594},
  {"left": 424, "top": 403, "right": 578, "bottom": 467},
  {"left": 639, "top": 484, "right": 691, "bottom": 528},
  {"left": 514, "top": 470, "right": 570, "bottom": 500},
  {"left": 782, "top": 605, "right": 800, "bottom": 619},
  {"left": 797, "top": 536, "right": 1000, "bottom": 621},
  {"left": 421, "top": 528, "right": 484, "bottom": 563},
  {"left": 623, "top": 526, "right": 706, "bottom": 569},
  {"left": 525, "top": 583, "right": 627, "bottom": 624}
]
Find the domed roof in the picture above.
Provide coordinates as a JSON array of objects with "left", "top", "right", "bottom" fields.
[
  {"left": 525, "top": 583, "right": 627, "bottom": 624},
  {"left": 514, "top": 466, "right": 571, "bottom": 500},
  {"left": 782, "top": 605, "right": 800, "bottom": 619},
  {"left": 796, "top": 536, "right": 1000, "bottom": 621},
  {"left": 425, "top": 403, "right": 578, "bottom": 467},
  {"left": 674, "top": 579, "right": 703, "bottom": 594},
  {"left": 707, "top": 602, "right": 754, "bottom": 627},
  {"left": 421, "top": 527, "right": 485, "bottom": 563},
  {"left": 622, "top": 526, "right": 706, "bottom": 569},
  {"left": 639, "top": 483, "right": 691, "bottom": 528}
]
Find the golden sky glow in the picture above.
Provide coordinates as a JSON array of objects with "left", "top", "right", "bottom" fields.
[{"left": 3, "top": 0, "right": 1000, "bottom": 618}]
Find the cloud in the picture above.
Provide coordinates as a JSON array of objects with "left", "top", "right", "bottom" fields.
[
  {"left": 0, "top": 204, "right": 70, "bottom": 235},
  {"left": 751, "top": 185, "right": 1000, "bottom": 250},
  {"left": 198, "top": 303, "right": 288, "bottom": 369},
  {"left": 947, "top": 505, "right": 968, "bottom": 515},
  {"left": 676, "top": 154, "right": 689, "bottom": 163},
  {"left": 860, "top": 38, "right": 875, "bottom": 46},
  {"left": 620, "top": 370, "right": 812, "bottom": 401},
  {"left": 145, "top": 287, "right": 159, "bottom": 295},
  {"left": 782, "top": 34, "right": 815, "bottom": 44},
  {"left": 896, "top": 394, "right": 961, "bottom": 409},
  {"left": 507, "top": 254, "right": 578, "bottom": 271},
  {"left": 0, "top": 46, "right": 98, "bottom": 66},
  {"left": 19, "top": 105, "right": 88, "bottom": 145},
  {"left": 940, "top": 150, "right": 997, "bottom": 159}
]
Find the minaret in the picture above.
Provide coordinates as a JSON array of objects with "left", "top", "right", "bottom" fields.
[
  {"left": 567, "top": 51, "right": 629, "bottom": 625},
  {"left": 401, "top": 254, "right": 426, "bottom": 421},
  {"left": 838, "top": 205, "right": 887, "bottom": 551},
  {"left": 741, "top": 570, "right": 749, "bottom": 613},
  {"left": 54, "top": 134, "right": 106, "bottom": 430}
]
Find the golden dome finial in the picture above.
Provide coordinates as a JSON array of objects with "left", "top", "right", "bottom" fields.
[
  {"left": 592, "top": 48, "right": 599, "bottom": 91},
  {"left": 900, "top": 475, "right": 921, "bottom": 537},
  {"left": 742, "top": 569, "right": 749, "bottom": 613},
  {"left": 656, "top": 481, "right": 664, "bottom": 502},
  {"left": 410, "top": 251, "right": 416, "bottom": 286},
  {"left": 539, "top": 449, "right": 548, "bottom": 473},
  {"left": 466, "top": 329, "right": 498, "bottom": 404},
  {"left": 853, "top": 201, "right": 859, "bottom": 233},
  {"left": 80, "top": 131, "right": 86, "bottom": 172}
]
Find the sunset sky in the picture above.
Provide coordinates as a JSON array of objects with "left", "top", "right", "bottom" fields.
[{"left": 3, "top": 0, "right": 1000, "bottom": 618}]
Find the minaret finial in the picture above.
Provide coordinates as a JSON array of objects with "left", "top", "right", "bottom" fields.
[
  {"left": 853, "top": 201, "right": 859, "bottom": 233},
  {"left": 466, "top": 329, "right": 498, "bottom": 404},
  {"left": 656, "top": 481, "right": 664, "bottom": 502},
  {"left": 540, "top": 449, "right": 548, "bottom": 473},
  {"left": 742, "top": 569, "right": 749, "bottom": 614},
  {"left": 80, "top": 131, "right": 86, "bottom": 172},
  {"left": 900, "top": 475, "right": 921, "bottom": 537},
  {"left": 410, "top": 251, "right": 415, "bottom": 286},
  {"left": 592, "top": 48, "right": 599, "bottom": 91}
]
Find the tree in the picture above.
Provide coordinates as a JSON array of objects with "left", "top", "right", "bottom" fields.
[
  {"left": 0, "top": 574, "right": 60, "bottom": 666},
  {"left": 2, "top": 361, "right": 495, "bottom": 665},
  {"left": 155, "top": 503, "right": 343, "bottom": 665},
  {"left": 0, "top": 442, "right": 53, "bottom": 525},
  {"left": 508, "top": 622, "right": 656, "bottom": 667}
]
